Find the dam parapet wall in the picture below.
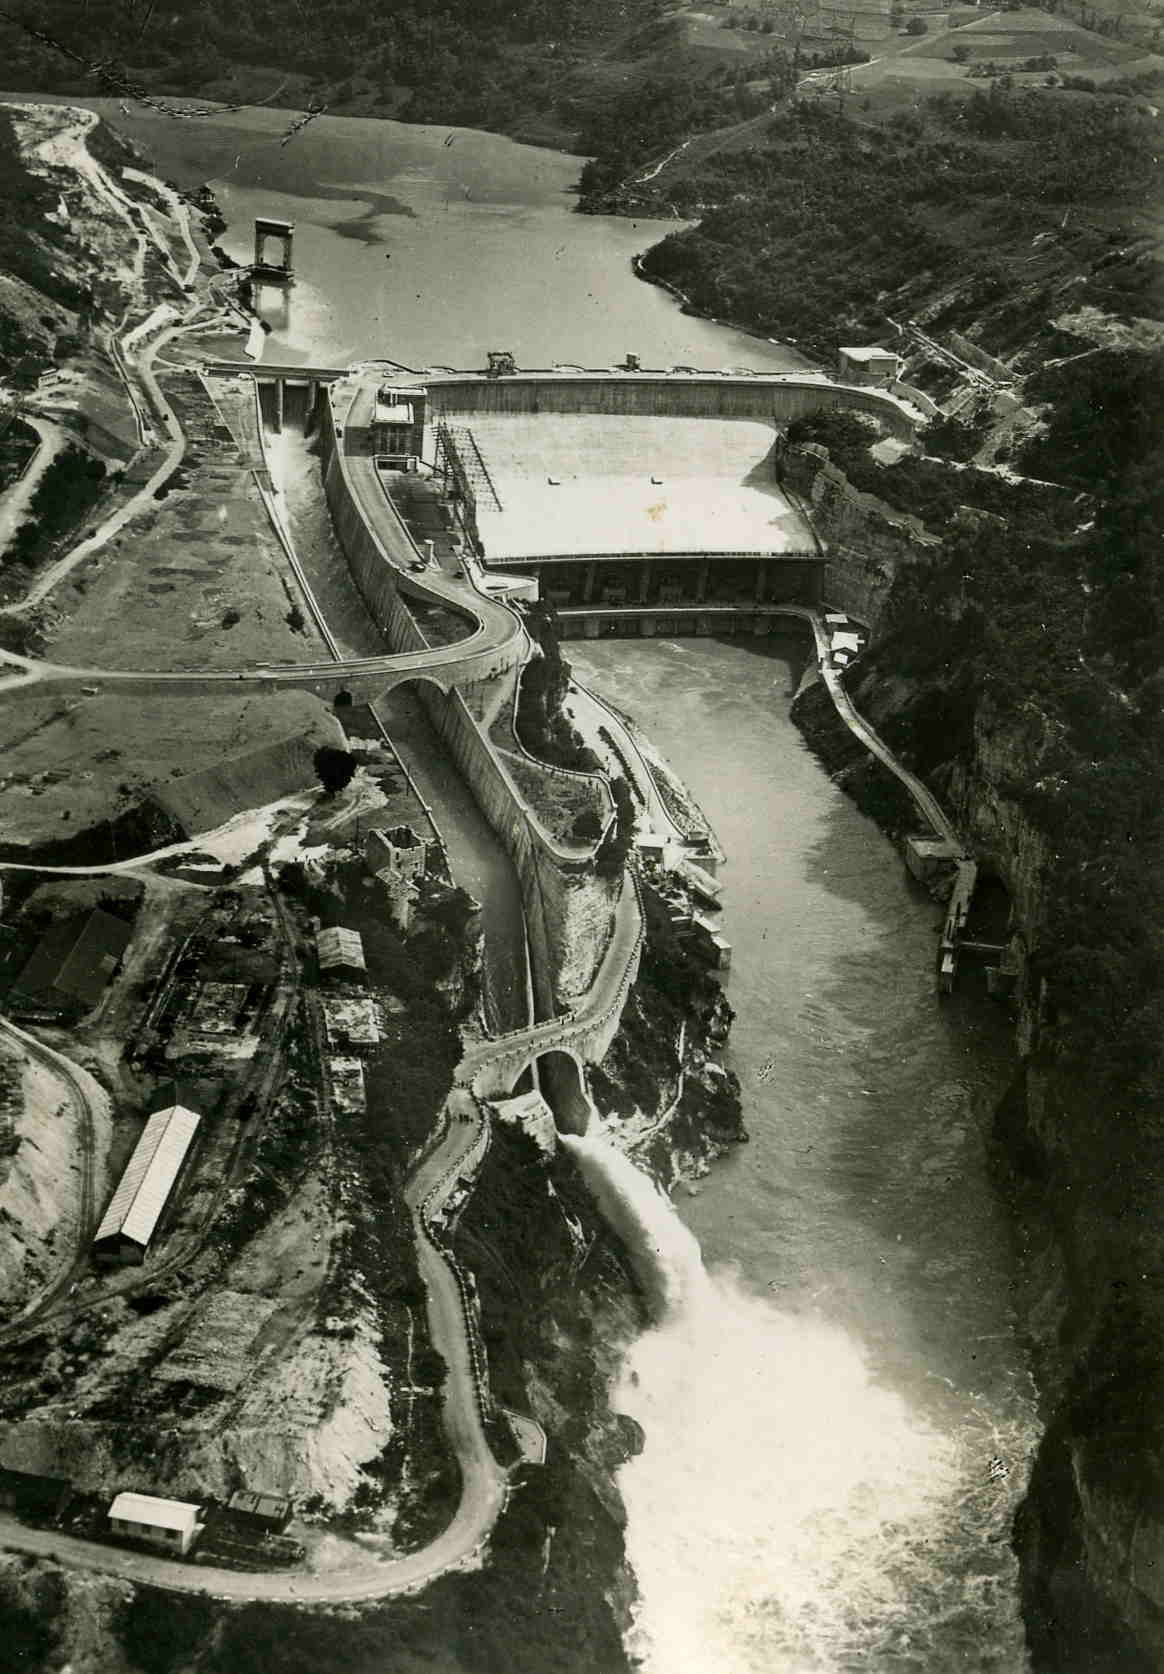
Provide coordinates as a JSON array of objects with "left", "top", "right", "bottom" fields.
[{"left": 422, "top": 370, "right": 922, "bottom": 440}]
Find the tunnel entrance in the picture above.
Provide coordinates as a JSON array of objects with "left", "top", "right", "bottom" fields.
[
  {"left": 333, "top": 690, "right": 354, "bottom": 709},
  {"left": 534, "top": 1049, "right": 594, "bottom": 1136}
]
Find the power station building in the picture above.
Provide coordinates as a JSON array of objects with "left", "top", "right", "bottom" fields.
[{"left": 92, "top": 1100, "right": 201, "bottom": 1265}]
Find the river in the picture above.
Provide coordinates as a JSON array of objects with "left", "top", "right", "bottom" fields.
[
  {"left": 71, "top": 98, "right": 1034, "bottom": 1670},
  {"left": 568, "top": 637, "right": 1037, "bottom": 1673}
]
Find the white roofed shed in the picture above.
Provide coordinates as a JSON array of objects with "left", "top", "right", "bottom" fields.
[
  {"left": 316, "top": 926, "right": 367, "bottom": 981},
  {"left": 93, "top": 1104, "right": 201, "bottom": 1264}
]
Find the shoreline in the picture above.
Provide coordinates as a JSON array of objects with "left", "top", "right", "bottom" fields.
[{"left": 630, "top": 252, "right": 816, "bottom": 369}]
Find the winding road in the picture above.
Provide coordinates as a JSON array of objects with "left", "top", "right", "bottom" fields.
[
  {"left": 0, "top": 417, "right": 69, "bottom": 563},
  {"left": 0, "top": 1018, "right": 108, "bottom": 1338},
  {"left": 0, "top": 119, "right": 554, "bottom": 1598}
]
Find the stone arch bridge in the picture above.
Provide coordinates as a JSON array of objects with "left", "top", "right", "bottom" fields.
[{"left": 456, "top": 872, "right": 645, "bottom": 1132}]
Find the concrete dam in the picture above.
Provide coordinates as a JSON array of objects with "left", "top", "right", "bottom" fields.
[{"left": 235, "top": 356, "right": 926, "bottom": 640}]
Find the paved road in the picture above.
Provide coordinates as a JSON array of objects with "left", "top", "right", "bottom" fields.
[
  {"left": 0, "top": 586, "right": 964, "bottom": 1596},
  {"left": 0, "top": 110, "right": 199, "bottom": 619},
  {"left": 123, "top": 168, "right": 202, "bottom": 290},
  {"left": 0, "top": 379, "right": 527, "bottom": 689},
  {"left": 732, "top": 604, "right": 966, "bottom": 852},
  {"left": 0, "top": 191, "right": 520, "bottom": 1592},
  {"left": 458, "top": 868, "right": 643, "bottom": 1092},
  {"left": 814, "top": 641, "right": 962, "bottom": 847}
]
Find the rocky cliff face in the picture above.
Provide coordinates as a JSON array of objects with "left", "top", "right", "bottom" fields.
[
  {"left": 795, "top": 552, "right": 1164, "bottom": 1671},
  {"left": 782, "top": 442, "right": 938, "bottom": 629}
]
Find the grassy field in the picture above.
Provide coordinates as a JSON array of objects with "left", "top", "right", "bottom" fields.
[
  {"left": 0, "top": 687, "right": 338, "bottom": 848},
  {"left": 847, "top": 4, "right": 1164, "bottom": 102},
  {"left": 632, "top": 3, "right": 1163, "bottom": 194},
  {"left": 40, "top": 372, "right": 329, "bottom": 674}
]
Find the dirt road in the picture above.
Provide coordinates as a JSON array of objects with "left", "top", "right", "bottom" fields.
[
  {"left": 0, "top": 1017, "right": 110, "bottom": 1334},
  {"left": 0, "top": 1108, "right": 507, "bottom": 1601}
]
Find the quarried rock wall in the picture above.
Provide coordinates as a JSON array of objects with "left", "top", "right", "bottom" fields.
[{"left": 782, "top": 442, "right": 937, "bottom": 626}]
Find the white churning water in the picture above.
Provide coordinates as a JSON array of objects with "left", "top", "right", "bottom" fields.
[{"left": 564, "top": 1130, "right": 980, "bottom": 1674}]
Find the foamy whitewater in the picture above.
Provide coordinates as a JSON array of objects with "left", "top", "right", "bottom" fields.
[{"left": 563, "top": 1131, "right": 1026, "bottom": 1673}]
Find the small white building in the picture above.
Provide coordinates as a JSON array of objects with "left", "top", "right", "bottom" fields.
[
  {"left": 837, "top": 346, "right": 904, "bottom": 387},
  {"left": 109, "top": 1491, "right": 202, "bottom": 1555},
  {"left": 831, "top": 630, "right": 865, "bottom": 659}
]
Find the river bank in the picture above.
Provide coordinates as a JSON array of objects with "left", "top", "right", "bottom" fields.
[
  {"left": 793, "top": 616, "right": 1164, "bottom": 1670},
  {"left": 628, "top": 253, "right": 817, "bottom": 370},
  {"left": 3, "top": 98, "right": 803, "bottom": 375}
]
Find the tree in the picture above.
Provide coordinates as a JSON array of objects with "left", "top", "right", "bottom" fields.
[
  {"left": 595, "top": 776, "right": 636, "bottom": 878},
  {"left": 313, "top": 745, "right": 357, "bottom": 796},
  {"left": 570, "top": 807, "right": 604, "bottom": 843},
  {"left": 905, "top": 16, "right": 929, "bottom": 34},
  {"left": 951, "top": 43, "right": 971, "bottom": 63}
]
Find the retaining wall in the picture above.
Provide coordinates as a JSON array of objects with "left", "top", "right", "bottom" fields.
[{"left": 319, "top": 391, "right": 616, "bottom": 1027}]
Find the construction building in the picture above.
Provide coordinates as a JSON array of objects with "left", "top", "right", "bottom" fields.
[
  {"left": 837, "top": 346, "right": 904, "bottom": 387},
  {"left": 11, "top": 908, "right": 133, "bottom": 1016},
  {"left": 108, "top": 1491, "right": 202, "bottom": 1555},
  {"left": 327, "top": 1055, "right": 367, "bottom": 1115},
  {"left": 320, "top": 992, "right": 381, "bottom": 1052},
  {"left": 316, "top": 926, "right": 367, "bottom": 983},
  {"left": 92, "top": 1100, "right": 201, "bottom": 1265},
  {"left": 372, "top": 384, "right": 426, "bottom": 466},
  {"left": 227, "top": 1489, "right": 292, "bottom": 1532},
  {"left": 364, "top": 824, "right": 426, "bottom": 881},
  {"left": 363, "top": 825, "right": 426, "bottom": 933}
]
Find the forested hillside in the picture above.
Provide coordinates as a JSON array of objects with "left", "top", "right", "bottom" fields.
[
  {"left": 0, "top": 0, "right": 668, "bottom": 139},
  {"left": 587, "top": 85, "right": 1159, "bottom": 346}
]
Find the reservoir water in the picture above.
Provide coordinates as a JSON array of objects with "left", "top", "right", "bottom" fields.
[
  {"left": 54, "top": 97, "right": 1036, "bottom": 1668},
  {"left": 56, "top": 100, "right": 805, "bottom": 373}
]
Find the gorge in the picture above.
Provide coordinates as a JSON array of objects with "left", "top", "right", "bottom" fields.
[{"left": 0, "top": 56, "right": 1159, "bottom": 1674}]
